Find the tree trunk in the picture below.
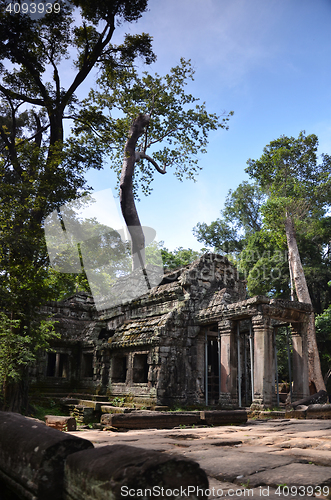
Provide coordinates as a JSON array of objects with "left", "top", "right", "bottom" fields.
[
  {"left": 2, "top": 373, "right": 30, "bottom": 414},
  {"left": 285, "top": 214, "right": 325, "bottom": 392},
  {"left": 120, "top": 114, "right": 150, "bottom": 271}
]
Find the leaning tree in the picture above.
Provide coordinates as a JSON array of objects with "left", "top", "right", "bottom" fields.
[
  {"left": 72, "top": 58, "right": 233, "bottom": 270},
  {"left": 246, "top": 132, "right": 331, "bottom": 392}
]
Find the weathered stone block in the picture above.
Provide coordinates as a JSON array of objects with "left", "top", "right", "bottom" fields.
[
  {"left": 258, "top": 411, "right": 286, "bottom": 419},
  {"left": 307, "top": 403, "right": 331, "bottom": 419},
  {"left": 285, "top": 408, "right": 307, "bottom": 419},
  {"left": 101, "top": 405, "right": 132, "bottom": 414},
  {"left": 159, "top": 346, "right": 171, "bottom": 353},
  {"left": 0, "top": 411, "right": 93, "bottom": 500},
  {"left": 204, "top": 410, "right": 247, "bottom": 426},
  {"left": 103, "top": 410, "right": 200, "bottom": 429},
  {"left": 70, "top": 405, "right": 95, "bottom": 424},
  {"left": 78, "top": 399, "right": 102, "bottom": 411},
  {"left": 64, "top": 445, "right": 209, "bottom": 500},
  {"left": 45, "top": 415, "right": 77, "bottom": 431}
]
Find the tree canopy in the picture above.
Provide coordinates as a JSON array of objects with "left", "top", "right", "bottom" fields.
[
  {"left": 0, "top": 0, "right": 156, "bottom": 410},
  {"left": 194, "top": 131, "right": 331, "bottom": 390},
  {"left": 70, "top": 57, "right": 232, "bottom": 270},
  {"left": 0, "top": 0, "right": 156, "bottom": 311},
  {"left": 194, "top": 133, "right": 331, "bottom": 311},
  {"left": 71, "top": 57, "right": 233, "bottom": 197}
]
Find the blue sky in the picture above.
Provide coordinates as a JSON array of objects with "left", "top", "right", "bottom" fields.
[{"left": 82, "top": 0, "right": 331, "bottom": 252}]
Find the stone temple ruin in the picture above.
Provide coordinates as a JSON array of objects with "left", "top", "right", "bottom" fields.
[{"left": 32, "top": 253, "right": 312, "bottom": 408}]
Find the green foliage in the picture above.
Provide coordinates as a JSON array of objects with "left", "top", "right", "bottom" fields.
[
  {"left": 315, "top": 306, "right": 331, "bottom": 378},
  {"left": 246, "top": 132, "right": 331, "bottom": 235},
  {"left": 0, "top": 312, "right": 59, "bottom": 407},
  {"left": 237, "top": 232, "right": 289, "bottom": 297},
  {"left": 193, "top": 181, "right": 264, "bottom": 255},
  {"left": 72, "top": 58, "right": 233, "bottom": 198},
  {"left": 161, "top": 246, "right": 203, "bottom": 270},
  {"left": 0, "top": 0, "right": 156, "bottom": 408},
  {"left": 44, "top": 268, "right": 91, "bottom": 301},
  {"left": 29, "top": 396, "right": 63, "bottom": 421},
  {"left": 194, "top": 133, "right": 331, "bottom": 309},
  {"left": 110, "top": 396, "right": 126, "bottom": 407},
  {"left": 275, "top": 327, "right": 293, "bottom": 382}
]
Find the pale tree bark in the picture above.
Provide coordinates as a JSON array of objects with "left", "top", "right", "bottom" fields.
[
  {"left": 120, "top": 114, "right": 166, "bottom": 271},
  {"left": 285, "top": 214, "right": 326, "bottom": 392}
]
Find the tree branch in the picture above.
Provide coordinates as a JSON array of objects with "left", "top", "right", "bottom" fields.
[
  {"left": 145, "top": 127, "right": 178, "bottom": 149},
  {"left": 0, "top": 127, "right": 21, "bottom": 175},
  {"left": 0, "top": 85, "right": 44, "bottom": 107},
  {"left": 136, "top": 151, "right": 166, "bottom": 174},
  {"left": 63, "top": 21, "right": 115, "bottom": 109},
  {"left": 63, "top": 114, "right": 104, "bottom": 140}
]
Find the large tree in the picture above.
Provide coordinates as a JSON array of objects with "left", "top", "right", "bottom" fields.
[
  {"left": 72, "top": 58, "right": 233, "bottom": 269},
  {"left": 0, "top": 0, "right": 155, "bottom": 410},
  {"left": 246, "top": 132, "right": 331, "bottom": 392},
  {"left": 194, "top": 180, "right": 331, "bottom": 311}
]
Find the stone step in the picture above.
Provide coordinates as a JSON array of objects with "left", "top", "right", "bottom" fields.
[
  {"left": 101, "top": 405, "right": 134, "bottom": 414},
  {"left": 77, "top": 400, "right": 103, "bottom": 411},
  {"left": 256, "top": 411, "right": 286, "bottom": 419}
]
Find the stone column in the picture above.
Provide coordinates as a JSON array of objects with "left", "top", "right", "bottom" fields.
[
  {"left": 251, "top": 315, "right": 274, "bottom": 409},
  {"left": 291, "top": 322, "right": 309, "bottom": 400},
  {"left": 218, "top": 319, "right": 237, "bottom": 408}
]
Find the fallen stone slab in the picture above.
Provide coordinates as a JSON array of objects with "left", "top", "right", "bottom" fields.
[
  {"left": 182, "top": 448, "right": 298, "bottom": 483},
  {"left": 64, "top": 444, "right": 209, "bottom": 500},
  {"left": 202, "top": 438, "right": 243, "bottom": 447},
  {"left": 0, "top": 410, "right": 93, "bottom": 500},
  {"left": 257, "top": 411, "right": 286, "bottom": 419},
  {"left": 275, "top": 438, "right": 312, "bottom": 449},
  {"left": 244, "top": 462, "right": 331, "bottom": 488},
  {"left": 307, "top": 403, "right": 331, "bottom": 419},
  {"left": 101, "top": 410, "right": 248, "bottom": 430},
  {"left": 234, "top": 445, "right": 284, "bottom": 453},
  {"left": 45, "top": 415, "right": 77, "bottom": 431},
  {"left": 102, "top": 410, "right": 201, "bottom": 429}
]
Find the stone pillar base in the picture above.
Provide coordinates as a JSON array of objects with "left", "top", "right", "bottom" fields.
[
  {"left": 218, "top": 393, "right": 237, "bottom": 409},
  {"left": 250, "top": 398, "right": 266, "bottom": 411}
]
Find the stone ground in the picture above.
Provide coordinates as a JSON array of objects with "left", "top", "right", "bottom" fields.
[{"left": 69, "top": 418, "right": 331, "bottom": 499}]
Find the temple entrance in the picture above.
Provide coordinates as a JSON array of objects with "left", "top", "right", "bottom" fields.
[
  {"left": 205, "top": 326, "right": 220, "bottom": 405},
  {"left": 236, "top": 322, "right": 254, "bottom": 407},
  {"left": 207, "top": 337, "right": 220, "bottom": 405}
]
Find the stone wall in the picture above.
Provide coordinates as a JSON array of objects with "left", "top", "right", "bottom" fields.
[
  {"left": 31, "top": 254, "right": 245, "bottom": 406},
  {"left": 30, "top": 253, "right": 311, "bottom": 409}
]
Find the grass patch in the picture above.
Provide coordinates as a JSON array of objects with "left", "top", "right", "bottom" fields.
[{"left": 29, "top": 396, "right": 64, "bottom": 421}]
